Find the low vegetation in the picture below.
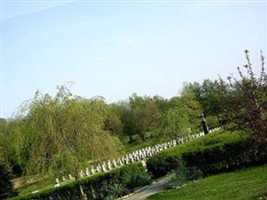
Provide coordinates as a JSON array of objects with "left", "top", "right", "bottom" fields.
[
  {"left": 9, "top": 163, "right": 151, "bottom": 200},
  {"left": 146, "top": 130, "right": 259, "bottom": 178},
  {"left": 147, "top": 164, "right": 267, "bottom": 200}
]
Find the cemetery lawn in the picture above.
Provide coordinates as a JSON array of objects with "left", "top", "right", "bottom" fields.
[{"left": 147, "top": 164, "right": 267, "bottom": 200}]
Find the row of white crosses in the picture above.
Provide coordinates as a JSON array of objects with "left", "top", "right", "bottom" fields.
[{"left": 55, "top": 127, "right": 222, "bottom": 187}]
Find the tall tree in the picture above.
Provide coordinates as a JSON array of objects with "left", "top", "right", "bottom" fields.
[
  {"left": 159, "top": 93, "right": 202, "bottom": 139},
  {"left": 0, "top": 119, "right": 25, "bottom": 176},
  {"left": 160, "top": 105, "right": 190, "bottom": 138},
  {"left": 126, "top": 94, "right": 161, "bottom": 141},
  {"left": 104, "top": 103, "right": 126, "bottom": 137},
  {"left": 14, "top": 86, "right": 123, "bottom": 178},
  {"left": 179, "top": 89, "right": 203, "bottom": 131},
  {"left": 218, "top": 50, "right": 267, "bottom": 152},
  {"left": 184, "top": 79, "right": 225, "bottom": 117}
]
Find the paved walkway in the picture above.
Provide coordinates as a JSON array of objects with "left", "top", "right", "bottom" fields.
[{"left": 119, "top": 177, "right": 169, "bottom": 200}]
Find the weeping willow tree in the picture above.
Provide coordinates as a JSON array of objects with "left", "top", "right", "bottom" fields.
[{"left": 16, "top": 86, "right": 123, "bottom": 179}]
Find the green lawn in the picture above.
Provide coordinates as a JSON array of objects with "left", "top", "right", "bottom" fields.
[{"left": 147, "top": 165, "right": 267, "bottom": 200}]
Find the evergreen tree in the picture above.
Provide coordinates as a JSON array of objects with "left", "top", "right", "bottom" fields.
[{"left": 0, "top": 160, "right": 17, "bottom": 199}]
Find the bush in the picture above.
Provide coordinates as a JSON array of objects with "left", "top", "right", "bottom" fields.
[
  {"left": 9, "top": 163, "right": 151, "bottom": 200},
  {"left": 147, "top": 130, "right": 265, "bottom": 179},
  {"left": 119, "top": 163, "right": 151, "bottom": 190},
  {"left": 217, "top": 50, "right": 267, "bottom": 155},
  {"left": 146, "top": 154, "right": 183, "bottom": 178},
  {"left": 182, "top": 138, "right": 251, "bottom": 175}
]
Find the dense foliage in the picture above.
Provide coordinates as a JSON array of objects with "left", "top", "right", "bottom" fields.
[
  {"left": 0, "top": 85, "right": 203, "bottom": 179},
  {"left": 0, "top": 160, "right": 17, "bottom": 199},
  {"left": 183, "top": 79, "right": 225, "bottom": 118},
  {"left": 183, "top": 50, "right": 267, "bottom": 166},
  {"left": 146, "top": 130, "right": 265, "bottom": 178},
  {"left": 218, "top": 50, "right": 267, "bottom": 153},
  {"left": 0, "top": 86, "right": 123, "bottom": 179},
  {"left": 109, "top": 92, "right": 202, "bottom": 144},
  {"left": 9, "top": 163, "right": 151, "bottom": 200}
]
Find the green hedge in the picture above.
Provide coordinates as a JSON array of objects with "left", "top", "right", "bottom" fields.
[
  {"left": 146, "top": 130, "right": 266, "bottom": 178},
  {"left": 10, "top": 162, "right": 151, "bottom": 200}
]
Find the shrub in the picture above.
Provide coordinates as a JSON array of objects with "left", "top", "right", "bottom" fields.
[
  {"left": 181, "top": 138, "right": 251, "bottom": 175},
  {"left": 119, "top": 163, "right": 151, "bottom": 190},
  {"left": 218, "top": 50, "right": 267, "bottom": 155},
  {"left": 146, "top": 154, "right": 183, "bottom": 178},
  {"left": 9, "top": 163, "right": 151, "bottom": 200},
  {"left": 146, "top": 130, "right": 263, "bottom": 179}
]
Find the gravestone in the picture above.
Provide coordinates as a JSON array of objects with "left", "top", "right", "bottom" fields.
[
  {"left": 69, "top": 174, "right": 74, "bottom": 180},
  {"left": 80, "top": 170, "right": 85, "bottom": 178},
  {"left": 86, "top": 167, "right": 90, "bottom": 176},
  {"left": 54, "top": 178, "right": 60, "bottom": 187},
  {"left": 113, "top": 159, "right": 117, "bottom": 168},
  {"left": 107, "top": 160, "right": 112, "bottom": 170}
]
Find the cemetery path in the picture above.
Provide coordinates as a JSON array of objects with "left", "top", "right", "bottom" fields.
[{"left": 119, "top": 177, "right": 169, "bottom": 200}]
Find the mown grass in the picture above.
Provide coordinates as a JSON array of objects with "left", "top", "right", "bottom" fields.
[{"left": 147, "top": 165, "right": 267, "bottom": 200}]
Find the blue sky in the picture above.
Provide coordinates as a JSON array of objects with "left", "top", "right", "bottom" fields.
[{"left": 1, "top": 1, "right": 266, "bottom": 118}]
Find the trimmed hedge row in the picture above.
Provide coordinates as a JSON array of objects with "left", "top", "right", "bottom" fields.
[
  {"left": 10, "top": 162, "right": 151, "bottom": 200},
  {"left": 147, "top": 130, "right": 267, "bottom": 178}
]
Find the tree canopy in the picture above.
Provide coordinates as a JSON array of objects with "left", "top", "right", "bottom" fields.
[{"left": 1, "top": 86, "right": 123, "bottom": 179}]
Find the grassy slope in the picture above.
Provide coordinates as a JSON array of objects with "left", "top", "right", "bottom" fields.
[{"left": 147, "top": 165, "right": 267, "bottom": 200}]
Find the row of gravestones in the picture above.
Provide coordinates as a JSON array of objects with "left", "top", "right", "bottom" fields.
[{"left": 54, "top": 127, "right": 222, "bottom": 187}]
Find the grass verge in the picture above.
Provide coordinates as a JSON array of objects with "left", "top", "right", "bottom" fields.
[{"left": 147, "top": 165, "right": 267, "bottom": 200}]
